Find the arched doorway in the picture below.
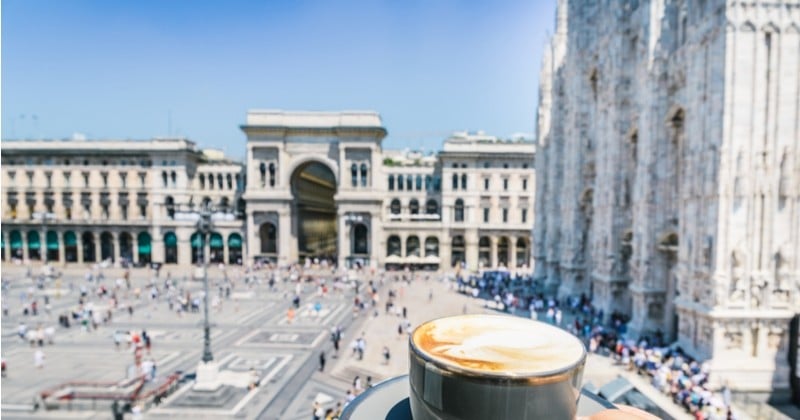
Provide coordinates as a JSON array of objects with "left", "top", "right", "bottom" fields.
[
  {"left": 451, "top": 235, "right": 465, "bottom": 268},
  {"left": 28, "top": 231, "right": 41, "bottom": 260},
  {"left": 164, "top": 232, "right": 178, "bottom": 264},
  {"left": 259, "top": 223, "right": 277, "bottom": 256},
  {"left": 479, "top": 236, "right": 491, "bottom": 267},
  {"left": 497, "top": 237, "right": 509, "bottom": 267},
  {"left": 291, "top": 161, "right": 337, "bottom": 262},
  {"left": 191, "top": 232, "right": 205, "bottom": 264},
  {"left": 82, "top": 232, "right": 96, "bottom": 262},
  {"left": 64, "top": 231, "right": 78, "bottom": 262},
  {"left": 100, "top": 232, "right": 114, "bottom": 262},
  {"left": 10, "top": 231, "right": 23, "bottom": 260},
  {"left": 516, "top": 237, "right": 529, "bottom": 267},
  {"left": 209, "top": 232, "right": 224, "bottom": 263},
  {"left": 137, "top": 232, "right": 152, "bottom": 264},
  {"left": 228, "top": 233, "right": 243, "bottom": 264},
  {"left": 119, "top": 233, "right": 133, "bottom": 262},
  {"left": 46, "top": 231, "right": 59, "bottom": 262},
  {"left": 352, "top": 224, "right": 368, "bottom": 255}
]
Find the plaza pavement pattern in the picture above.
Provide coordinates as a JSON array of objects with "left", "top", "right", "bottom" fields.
[{"left": 1, "top": 264, "right": 699, "bottom": 419}]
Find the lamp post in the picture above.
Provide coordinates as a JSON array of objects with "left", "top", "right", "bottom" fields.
[{"left": 197, "top": 204, "right": 214, "bottom": 363}]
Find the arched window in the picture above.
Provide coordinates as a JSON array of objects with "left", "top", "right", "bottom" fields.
[
  {"left": 390, "top": 199, "right": 401, "bottom": 215},
  {"left": 260, "top": 162, "right": 267, "bottom": 187},
  {"left": 406, "top": 176, "right": 412, "bottom": 191},
  {"left": 235, "top": 174, "right": 242, "bottom": 190},
  {"left": 164, "top": 232, "right": 178, "bottom": 264},
  {"left": 415, "top": 175, "right": 422, "bottom": 191},
  {"left": 100, "top": 232, "right": 114, "bottom": 262},
  {"left": 236, "top": 198, "right": 246, "bottom": 219},
  {"left": 388, "top": 175, "right": 395, "bottom": 191},
  {"left": 220, "top": 197, "right": 230, "bottom": 209},
  {"left": 452, "top": 173, "right": 458, "bottom": 190},
  {"left": 406, "top": 236, "right": 420, "bottom": 257},
  {"left": 425, "top": 237, "right": 439, "bottom": 257},
  {"left": 209, "top": 232, "right": 224, "bottom": 263},
  {"left": 162, "top": 171, "right": 168, "bottom": 188},
  {"left": 170, "top": 171, "right": 177, "bottom": 187},
  {"left": 351, "top": 163, "right": 358, "bottom": 187},
  {"left": 454, "top": 199, "right": 464, "bottom": 222},
  {"left": 360, "top": 163, "right": 368, "bottom": 187},
  {"left": 398, "top": 175, "right": 404, "bottom": 191},
  {"left": 227, "top": 174, "right": 233, "bottom": 190},
  {"left": 259, "top": 223, "right": 277, "bottom": 254},
  {"left": 353, "top": 224, "right": 368, "bottom": 255},
  {"left": 409, "top": 199, "right": 419, "bottom": 215},
  {"left": 425, "top": 175, "right": 432, "bottom": 191},
  {"left": 460, "top": 174, "right": 467, "bottom": 190},
  {"left": 208, "top": 173, "right": 214, "bottom": 190},
  {"left": 217, "top": 174, "right": 223, "bottom": 189},
  {"left": 497, "top": 237, "right": 509, "bottom": 266},
  {"left": 199, "top": 174, "right": 205, "bottom": 189},
  {"left": 425, "top": 199, "right": 438, "bottom": 215},
  {"left": 165, "top": 196, "right": 175, "bottom": 219},
  {"left": 268, "top": 163, "right": 276, "bottom": 187},
  {"left": 387, "top": 235, "right": 401, "bottom": 256},
  {"left": 119, "top": 232, "right": 133, "bottom": 261}
]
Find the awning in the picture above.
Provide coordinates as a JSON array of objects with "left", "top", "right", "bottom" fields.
[
  {"left": 28, "top": 231, "right": 40, "bottom": 249},
  {"left": 385, "top": 255, "right": 402, "bottom": 264},
  {"left": 209, "top": 233, "right": 223, "bottom": 248},
  {"left": 164, "top": 232, "right": 178, "bottom": 247},
  {"left": 190, "top": 233, "right": 204, "bottom": 248},
  {"left": 64, "top": 231, "right": 77, "bottom": 246},
  {"left": 10, "top": 231, "right": 23, "bottom": 249},
  {"left": 228, "top": 234, "right": 242, "bottom": 248},
  {"left": 46, "top": 231, "right": 59, "bottom": 250},
  {"left": 138, "top": 233, "right": 151, "bottom": 254}
]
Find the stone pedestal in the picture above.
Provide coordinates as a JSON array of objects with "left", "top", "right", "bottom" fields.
[{"left": 193, "top": 361, "right": 221, "bottom": 392}]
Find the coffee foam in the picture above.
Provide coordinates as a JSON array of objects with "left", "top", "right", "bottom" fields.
[{"left": 412, "top": 315, "right": 585, "bottom": 375}]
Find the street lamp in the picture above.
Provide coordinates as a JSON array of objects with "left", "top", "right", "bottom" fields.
[{"left": 196, "top": 205, "right": 214, "bottom": 363}]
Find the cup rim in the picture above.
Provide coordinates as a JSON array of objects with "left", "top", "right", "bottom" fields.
[{"left": 409, "top": 314, "right": 587, "bottom": 381}]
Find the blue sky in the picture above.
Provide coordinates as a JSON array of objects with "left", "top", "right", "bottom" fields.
[{"left": 2, "top": 0, "right": 555, "bottom": 157}]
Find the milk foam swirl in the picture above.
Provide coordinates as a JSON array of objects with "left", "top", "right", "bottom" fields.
[{"left": 412, "top": 315, "right": 585, "bottom": 374}]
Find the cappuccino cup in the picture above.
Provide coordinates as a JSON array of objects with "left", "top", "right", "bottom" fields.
[{"left": 409, "top": 314, "right": 586, "bottom": 420}]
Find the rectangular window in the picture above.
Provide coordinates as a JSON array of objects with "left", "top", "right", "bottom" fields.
[
  {"left": 120, "top": 173, "right": 127, "bottom": 188},
  {"left": 65, "top": 207, "right": 72, "bottom": 220},
  {"left": 102, "top": 205, "right": 109, "bottom": 220},
  {"left": 101, "top": 172, "right": 108, "bottom": 188},
  {"left": 140, "top": 205, "right": 147, "bottom": 219},
  {"left": 484, "top": 178, "right": 489, "bottom": 191},
  {"left": 483, "top": 208, "right": 489, "bottom": 223},
  {"left": 522, "top": 178, "right": 528, "bottom": 191},
  {"left": 502, "top": 208, "right": 508, "bottom": 223},
  {"left": 522, "top": 209, "right": 528, "bottom": 223},
  {"left": 503, "top": 178, "right": 509, "bottom": 191},
  {"left": 45, "top": 172, "right": 52, "bottom": 188},
  {"left": 139, "top": 173, "right": 146, "bottom": 187},
  {"left": 27, "top": 172, "right": 34, "bottom": 187},
  {"left": 83, "top": 172, "right": 90, "bottom": 187},
  {"left": 8, "top": 171, "right": 16, "bottom": 182},
  {"left": 64, "top": 172, "right": 71, "bottom": 187},
  {"left": 121, "top": 205, "right": 128, "bottom": 220}
]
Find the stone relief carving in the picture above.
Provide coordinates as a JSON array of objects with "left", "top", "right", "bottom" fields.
[
  {"left": 723, "top": 323, "right": 744, "bottom": 350},
  {"left": 750, "top": 272, "right": 769, "bottom": 308},
  {"left": 729, "top": 249, "right": 746, "bottom": 303},
  {"left": 767, "top": 327, "right": 785, "bottom": 351},
  {"left": 772, "top": 247, "right": 792, "bottom": 303}
]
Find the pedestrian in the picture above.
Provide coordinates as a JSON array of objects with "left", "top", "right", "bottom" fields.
[
  {"left": 357, "top": 337, "right": 366, "bottom": 360},
  {"left": 353, "top": 375, "right": 363, "bottom": 395},
  {"left": 402, "top": 306, "right": 407, "bottom": 318},
  {"left": 382, "top": 346, "right": 391, "bottom": 365},
  {"left": 34, "top": 349, "right": 45, "bottom": 369},
  {"left": 366, "top": 376, "right": 373, "bottom": 388},
  {"left": 319, "top": 351, "right": 326, "bottom": 372},
  {"left": 555, "top": 308, "right": 563, "bottom": 326},
  {"left": 287, "top": 307, "right": 295, "bottom": 324}
]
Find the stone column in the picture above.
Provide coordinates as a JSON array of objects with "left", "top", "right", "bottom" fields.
[
  {"left": 22, "top": 234, "right": 29, "bottom": 261},
  {"left": 77, "top": 235, "right": 84, "bottom": 263},
  {"left": 369, "top": 212, "right": 381, "bottom": 269},
  {"left": 440, "top": 234, "right": 451, "bottom": 270},
  {"left": 490, "top": 237, "right": 498, "bottom": 268},
  {"left": 465, "top": 230, "right": 479, "bottom": 272},
  {"left": 246, "top": 212, "right": 257, "bottom": 264},
  {"left": 57, "top": 231, "right": 65, "bottom": 264},
  {"left": 337, "top": 214, "right": 348, "bottom": 269},
  {"left": 2, "top": 231, "right": 9, "bottom": 261},
  {"left": 113, "top": 232, "right": 122, "bottom": 263},
  {"left": 132, "top": 235, "right": 139, "bottom": 263},
  {"left": 223, "top": 240, "right": 230, "bottom": 265},
  {"left": 510, "top": 239, "right": 517, "bottom": 269},
  {"left": 94, "top": 234, "right": 102, "bottom": 263},
  {"left": 280, "top": 208, "right": 293, "bottom": 265}
]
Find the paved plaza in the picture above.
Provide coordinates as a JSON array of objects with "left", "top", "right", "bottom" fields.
[{"left": 0, "top": 263, "right": 736, "bottom": 420}]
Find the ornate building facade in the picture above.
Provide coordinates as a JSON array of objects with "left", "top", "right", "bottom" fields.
[
  {"left": 533, "top": 0, "right": 800, "bottom": 394},
  {"left": 1, "top": 110, "right": 535, "bottom": 273}
]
